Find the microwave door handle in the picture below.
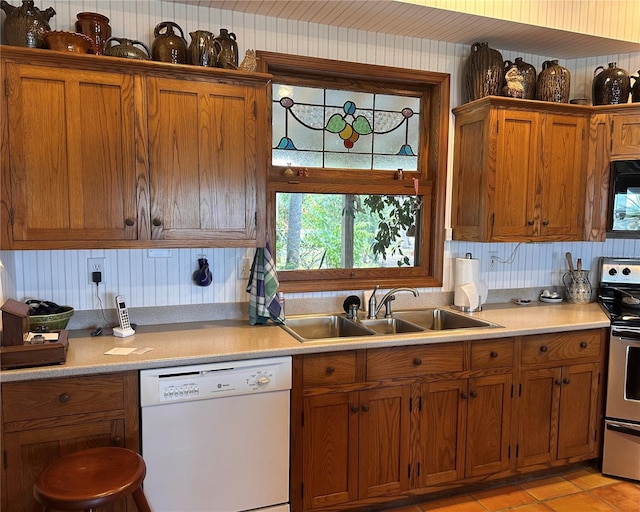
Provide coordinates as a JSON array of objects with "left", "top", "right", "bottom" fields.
[{"left": 607, "top": 422, "right": 640, "bottom": 438}]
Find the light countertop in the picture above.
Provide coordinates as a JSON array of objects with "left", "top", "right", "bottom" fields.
[{"left": 1, "top": 302, "right": 610, "bottom": 382}]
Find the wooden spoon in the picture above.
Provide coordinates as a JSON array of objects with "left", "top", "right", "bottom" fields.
[{"left": 565, "top": 252, "right": 574, "bottom": 272}]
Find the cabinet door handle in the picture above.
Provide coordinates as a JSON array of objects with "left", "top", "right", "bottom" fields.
[
  {"left": 59, "top": 393, "right": 71, "bottom": 403},
  {"left": 540, "top": 345, "right": 548, "bottom": 353},
  {"left": 326, "top": 366, "right": 335, "bottom": 375},
  {"left": 580, "top": 341, "right": 588, "bottom": 348},
  {"left": 527, "top": 219, "right": 535, "bottom": 225},
  {"left": 361, "top": 404, "right": 370, "bottom": 413},
  {"left": 461, "top": 392, "right": 468, "bottom": 399},
  {"left": 351, "top": 405, "right": 359, "bottom": 413},
  {"left": 555, "top": 379, "right": 562, "bottom": 386},
  {"left": 112, "top": 436, "right": 122, "bottom": 446},
  {"left": 490, "top": 351, "right": 499, "bottom": 358},
  {"left": 563, "top": 378, "right": 571, "bottom": 385},
  {"left": 124, "top": 218, "right": 135, "bottom": 226},
  {"left": 413, "top": 358, "right": 422, "bottom": 366},
  {"left": 470, "top": 391, "right": 478, "bottom": 398},
  {"left": 152, "top": 218, "right": 162, "bottom": 227},
  {"left": 542, "top": 219, "right": 550, "bottom": 226}
]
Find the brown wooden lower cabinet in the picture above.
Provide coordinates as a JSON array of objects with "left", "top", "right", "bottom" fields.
[
  {"left": 293, "top": 329, "right": 606, "bottom": 511},
  {"left": 1, "top": 371, "right": 140, "bottom": 512}
]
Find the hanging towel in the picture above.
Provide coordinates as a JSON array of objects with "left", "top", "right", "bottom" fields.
[{"left": 246, "top": 241, "right": 284, "bottom": 325}]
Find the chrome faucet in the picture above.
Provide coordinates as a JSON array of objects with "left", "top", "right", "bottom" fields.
[{"left": 367, "top": 286, "right": 419, "bottom": 319}]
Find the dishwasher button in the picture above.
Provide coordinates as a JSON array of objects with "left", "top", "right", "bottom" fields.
[{"left": 256, "top": 375, "right": 270, "bottom": 387}]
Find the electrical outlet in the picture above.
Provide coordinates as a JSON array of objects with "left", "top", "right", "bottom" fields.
[
  {"left": 237, "top": 257, "right": 252, "bottom": 279},
  {"left": 487, "top": 251, "right": 498, "bottom": 271},
  {"left": 87, "top": 257, "right": 106, "bottom": 284}
]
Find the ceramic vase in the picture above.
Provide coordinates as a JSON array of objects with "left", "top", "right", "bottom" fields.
[
  {"left": 502, "top": 57, "right": 536, "bottom": 99},
  {"left": 75, "top": 11, "right": 111, "bottom": 54},
  {"left": 0, "top": 0, "right": 55, "bottom": 48},
  {"left": 463, "top": 42, "right": 504, "bottom": 103},
  {"left": 213, "top": 28, "right": 238, "bottom": 69},
  {"left": 536, "top": 60, "right": 571, "bottom": 103},
  {"left": 592, "top": 62, "right": 631, "bottom": 105}
]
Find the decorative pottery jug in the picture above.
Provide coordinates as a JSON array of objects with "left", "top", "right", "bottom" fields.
[
  {"left": 592, "top": 62, "right": 631, "bottom": 105},
  {"left": 189, "top": 30, "right": 222, "bottom": 67},
  {"left": 536, "top": 60, "right": 571, "bottom": 103},
  {"left": 213, "top": 28, "right": 238, "bottom": 68},
  {"left": 502, "top": 57, "right": 536, "bottom": 99},
  {"left": 152, "top": 21, "right": 188, "bottom": 64},
  {"left": 632, "top": 72, "right": 640, "bottom": 103},
  {"left": 0, "top": 0, "right": 55, "bottom": 48},
  {"left": 563, "top": 270, "right": 592, "bottom": 304},
  {"left": 463, "top": 42, "right": 504, "bottom": 103},
  {"left": 103, "top": 37, "right": 151, "bottom": 60},
  {"left": 75, "top": 12, "right": 110, "bottom": 54}
]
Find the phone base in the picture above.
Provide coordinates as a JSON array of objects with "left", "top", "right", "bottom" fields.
[{"left": 113, "top": 326, "right": 135, "bottom": 338}]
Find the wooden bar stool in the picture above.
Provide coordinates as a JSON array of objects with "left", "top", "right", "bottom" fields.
[{"left": 33, "top": 447, "right": 152, "bottom": 511}]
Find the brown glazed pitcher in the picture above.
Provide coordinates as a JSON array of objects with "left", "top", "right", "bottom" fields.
[
  {"left": 75, "top": 12, "right": 111, "bottom": 54},
  {"left": 189, "top": 30, "right": 222, "bottom": 67},
  {"left": 152, "top": 21, "right": 188, "bottom": 64},
  {"left": 213, "top": 28, "right": 238, "bottom": 68}
]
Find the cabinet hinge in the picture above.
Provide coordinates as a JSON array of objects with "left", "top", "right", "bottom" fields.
[
  {"left": 254, "top": 211, "right": 257, "bottom": 227},
  {"left": 510, "top": 384, "right": 514, "bottom": 398},
  {"left": 598, "top": 372, "right": 601, "bottom": 385},
  {"left": 508, "top": 445, "right": 511, "bottom": 459},
  {"left": 417, "top": 461, "right": 420, "bottom": 476},
  {"left": 419, "top": 395, "right": 422, "bottom": 411},
  {"left": 516, "top": 444, "right": 519, "bottom": 457},
  {"left": 409, "top": 398, "right": 412, "bottom": 413},
  {"left": 301, "top": 410, "right": 304, "bottom": 428},
  {"left": 408, "top": 463, "right": 411, "bottom": 478},
  {"left": 4, "top": 77, "right": 8, "bottom": 97},
  {"left": 491, "top": 213, "right": 495, "bottom": 226},
  {"left": 518, "top": 383, "right": 522, "bottom": 397},
  {"left": 3, "top": 449, "right": 7, "bottom": 469}
]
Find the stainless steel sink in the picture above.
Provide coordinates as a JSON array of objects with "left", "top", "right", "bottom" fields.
[
  {"left": 282, "top": 314, "right": 376, "bottom": 342},
  {"left": 392, "top": 308, "right": 498, "bottom": 330},
  {"left": 359, "top": 317, "right": 424, "bottom": 335}
]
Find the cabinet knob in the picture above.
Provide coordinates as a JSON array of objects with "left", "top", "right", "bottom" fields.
[
  {"left": 563, "top": 378, "right": 571, "bottom": 385},
  {"left": 152, "top": 218, "right": 162, "bottom": 227},
  {"left": 461, "top": 392, "right": 468, "bottom": 399},
  {"left": 124, "top": 218, "right": 135, "bottom": 226},
  {"left": 59, "top": 393, "right": 70, "bottom": 403},
  {"left": 470, "top": 391, "right": 478, "bottom": 398},
  {"left": 542, "top": 219, "right": 550, "bottom": 226},
  {"left": 112, "top": 436, "right": 122, "bottom": 446},
  {"left": 540, "top": 345, "right": 548, "bottom": 353},
  {"left": 555, "top": 379, "right": 562, "bottom": 386},
  {"left": 579, "top": 341, "right": 588, "bottom": 348},
  {"left": 361, "top": 404, "right": 370, "bottom": 413},
  {"left": 413, "top": 358, "right": 422, "bottom": 366},
  {"left": 351, "top": 405, "right": 359, "bottom": 413},
  {"left": 490, "top": 351, "right": 499, "bottom": 358},
  {"left": 326, "top": 366, "right": 335, "bottom": 375},
  {"left": 527, "top": 219, "right": 535, "bottom": 225}
]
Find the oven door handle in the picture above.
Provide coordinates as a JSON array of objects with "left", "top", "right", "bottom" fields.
[
  {"left": 611, "top": 330, "right": 640, "bottom": 341},
  {"left": 607, "top": 422, "right": 640, "bottom": 438}
]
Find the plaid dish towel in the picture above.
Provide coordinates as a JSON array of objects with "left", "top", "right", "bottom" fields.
[{"left": 246, "top": 241, "right": 284, "bottom": 325}]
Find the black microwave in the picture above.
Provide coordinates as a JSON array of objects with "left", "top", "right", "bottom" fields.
[{"left": 609, "top": 159, "right": 640, "bottom": 237}]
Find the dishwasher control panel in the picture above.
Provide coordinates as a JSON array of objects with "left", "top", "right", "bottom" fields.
[{"left": 140, "top": 356, "right": 292, "bottom": 406}]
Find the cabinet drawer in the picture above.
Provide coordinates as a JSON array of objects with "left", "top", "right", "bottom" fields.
[
  {"left": 471, "top": 338, "right": 514, "bottom": 369},
  {"left": 366, "top": 343, "right": 463, "bottom": 380},
  {"left": 2, "top": 373, "right": 125, "bottom": 422},
  {"left": 521, "top": 330, "right": 602, "bottom": 366},
  {"left": 303, "top": 352, "right": 357, "bottom": 387}
]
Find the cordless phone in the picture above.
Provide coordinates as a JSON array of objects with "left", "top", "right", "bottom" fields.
[{"left": 113, "top": 295, "right": 135, "bottom": 338}]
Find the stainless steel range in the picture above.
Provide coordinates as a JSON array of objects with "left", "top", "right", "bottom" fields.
[{"left": 597, "top": 257, "right": 640, "bottom": 481}]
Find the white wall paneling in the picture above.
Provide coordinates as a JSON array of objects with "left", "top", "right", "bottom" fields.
[{"left": 2, "top": 1, "right": 640, "bottom": 311}]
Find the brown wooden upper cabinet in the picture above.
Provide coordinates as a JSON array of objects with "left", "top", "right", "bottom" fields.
[
  {"left": 0, "top": 46, "right": 270, "bottom": 249},
  {"left": 610, "top": 112, "right": 640, "bottom": 159},
  {"left": 452, "top": 97, "right": 588, "bottom": 242}
]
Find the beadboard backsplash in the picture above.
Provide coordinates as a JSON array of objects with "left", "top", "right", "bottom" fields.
[{"left": 0, "top": 0, "right": 639, "bottom": 312}]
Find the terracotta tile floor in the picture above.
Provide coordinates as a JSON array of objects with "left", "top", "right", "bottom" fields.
[{"left": 385, "top": 466, "right": 640, "bottom": 512}]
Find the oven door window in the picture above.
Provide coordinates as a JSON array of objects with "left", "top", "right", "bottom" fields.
[
  {"left": 627, "top": 345, "right": 640, "bottom": 401},
  {"left": 610, "top": 160, "right": 640, "bottom": 233}
]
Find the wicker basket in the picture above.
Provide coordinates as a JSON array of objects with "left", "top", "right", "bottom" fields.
[{"left": 29, "top": 306, "right": 74, "bottom": 331}]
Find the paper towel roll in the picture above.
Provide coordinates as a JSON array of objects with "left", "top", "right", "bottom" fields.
[
  {"left": 454, "top": 256, "right": 481, "bottom": 287},
  {"left": 453, "top": 255, "right": 488, "bottom": 309}
]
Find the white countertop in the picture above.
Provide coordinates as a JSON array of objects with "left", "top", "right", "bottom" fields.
[{"left": 0, "top": 302, "right": 610, "bottom": 382}]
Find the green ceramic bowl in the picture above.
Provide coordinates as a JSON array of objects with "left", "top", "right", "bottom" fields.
[{"left": 29, "top": 306, "right": 74, "bottom": 331}]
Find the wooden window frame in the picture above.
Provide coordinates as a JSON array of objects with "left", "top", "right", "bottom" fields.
[{"left": 257, "top": 51, "right": 449, "bottom": 292}]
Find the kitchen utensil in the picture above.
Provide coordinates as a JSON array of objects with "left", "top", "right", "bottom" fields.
[
  {"left": 577, "top": 258, "right": 583, "bottom": 271},
  {"left": 565, "top": 252, "right": 575, "bottom": 272},
  {"left": 607, "top": 286, "right": 640, "bottom": 306}
]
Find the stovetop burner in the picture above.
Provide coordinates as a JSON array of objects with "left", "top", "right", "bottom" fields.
[{"left": 598, "top": 257, "right": 640, "bottom": 326}]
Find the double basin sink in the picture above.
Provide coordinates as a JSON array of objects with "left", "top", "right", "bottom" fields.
[{"left": 282, "top": 308, "right": 500, "bottom": 343}]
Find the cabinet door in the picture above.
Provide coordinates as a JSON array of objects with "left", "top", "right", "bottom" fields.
[
  {"left": 303, "top": 392, "right": 359, "bottom": 509},
  {"left": 610, "top": 114, "right": 640, "bottom": 157},
  {"left": 517, "top": 367, "right": 561, "bottom": 467},
  {"left": 418, "top": 379, "right": 467, "bottom": 487},
  {"left": 358, "top": 386, "right": 411, "bottom": 499},
  {"left": 147, "top": 77, "right": 258, "bottom": 245},
  {"left": 557, "top": 363, "right": 599, "bottom": 460},
  {"left": 492, "top": 110, "right": 539, "bottom": 239},
  {"left": 466, "top": 374, "right": 513, "bottom": 477},
  {"left": 4, "top": 419, "right": 126, "bottom": 512},
  {"left": 5, "top": 63, "right": 137, "bottom": 246},
  {"left": 539, "top": 114, "right": 586, "bottom": 239}
]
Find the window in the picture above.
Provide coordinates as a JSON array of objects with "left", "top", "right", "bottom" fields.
[{"left": 257, "top": 52, "right": 449, "bottom": 292}]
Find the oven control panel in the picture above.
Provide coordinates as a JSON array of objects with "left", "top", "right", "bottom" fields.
[{"left": 600, "top": 258, "right": 640, "bottom": 286}]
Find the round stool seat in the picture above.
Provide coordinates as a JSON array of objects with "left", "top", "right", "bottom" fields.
[{"left": 33, "top": 447, "right": 152, "bottom": 511}]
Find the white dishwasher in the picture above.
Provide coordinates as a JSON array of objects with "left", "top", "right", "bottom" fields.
[{"left": 140, "top": 356, "right": 291, "bottom": 512}]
